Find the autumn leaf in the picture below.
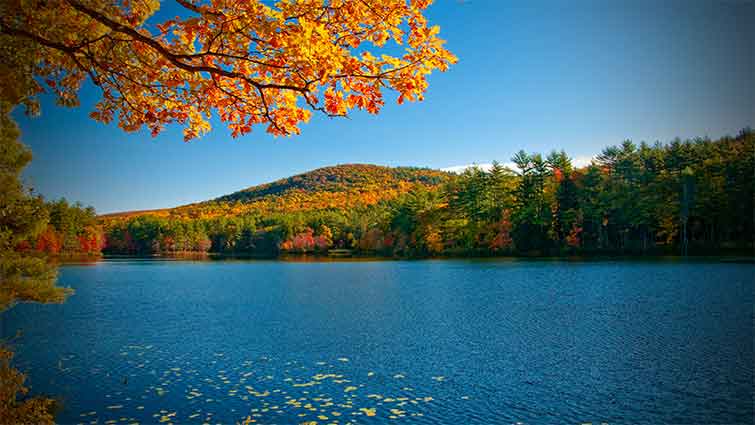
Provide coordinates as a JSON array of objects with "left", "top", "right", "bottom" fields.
[{"left": 1, "top": 0, "right": 456, "bottom": 140}]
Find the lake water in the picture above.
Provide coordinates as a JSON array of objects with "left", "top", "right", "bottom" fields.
[{"left": 2, "top": 259, "right": 753, "bottom": 424}]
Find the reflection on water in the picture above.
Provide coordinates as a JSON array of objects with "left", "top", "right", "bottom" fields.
[{"left": 2, "top": 259, "right": 753, "bottom": 424}]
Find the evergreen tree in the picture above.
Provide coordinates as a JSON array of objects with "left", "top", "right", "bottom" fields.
[{"left": 0, "top": 101, "right": 67, "bottom": 424}]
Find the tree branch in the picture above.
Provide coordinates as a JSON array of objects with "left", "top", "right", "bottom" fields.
[{"left": 63, "top": 0, "right": 309, "bottom": 93}]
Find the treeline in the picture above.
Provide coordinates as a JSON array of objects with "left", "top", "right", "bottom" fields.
[
  {"left": 17, "top": 199, "right": 104, "bottom": 257},
  {"left": 102, "top": 130, "right": 753, "bottom": 257}
]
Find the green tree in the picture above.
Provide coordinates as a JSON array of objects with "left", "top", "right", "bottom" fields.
[
  {"left": 547, "top": 150, "right": 579, "bottom": 249},
  {"left": 511, "top": 151, "right": 553, "bottom": 252},
  {"left": 0, "top": 102, "right": 70, "bottom": 310},
  {"left": 0, "top": 101, "right": 68, "bottom": 424}
]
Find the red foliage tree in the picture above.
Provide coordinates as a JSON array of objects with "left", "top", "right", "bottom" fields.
[
  {"left": 566, "top": 223, "right": 583, "bottom": 248},
  {"left": 489, "top": 210, "right": 514, "bottom": 252},
  {"left": 35, "top": 226, "right": 61, "bottom": 255},
  {"left": 196, "top": 238, "right": 212, "bottom": 252},
  {"left": 281, "top": 228, "right": 319, "bottom": 253}
]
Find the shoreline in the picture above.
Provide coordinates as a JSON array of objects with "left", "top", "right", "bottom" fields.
[{"left": 62, "top": 253, "right": 755, "bottom": 265}]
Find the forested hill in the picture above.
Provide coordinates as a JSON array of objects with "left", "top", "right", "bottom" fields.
[
  {"left": 101, "top": 164, "right": 451, "bottom": 221},
  {"left": 215, "top": 164, "right": 450, "bottom": 203}
]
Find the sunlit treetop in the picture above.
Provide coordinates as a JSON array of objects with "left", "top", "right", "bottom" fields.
[{"left": 0, "top": 0, "right": 456, "bottom": 140}]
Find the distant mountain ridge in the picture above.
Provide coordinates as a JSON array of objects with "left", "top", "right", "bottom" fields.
[
  {"left": 216, "top": 164, "right": 449, "bottom": 203},
  {"left": 101, "top": 164, "right": 450, "bottom": 220}
]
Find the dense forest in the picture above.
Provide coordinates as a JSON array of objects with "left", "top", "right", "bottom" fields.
[
  {"left": 99, "top": 130, "right": 754, "bottom": 258},
  {"left": 100, "top": 164, "right": 451, "bottom": 221},
  {"left": 16, "top": 199, "right": 103, "bottom": 258}
]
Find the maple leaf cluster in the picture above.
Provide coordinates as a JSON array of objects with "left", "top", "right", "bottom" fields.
[{"left": 1, "top": 0, "right": 456, "bottom": 140}]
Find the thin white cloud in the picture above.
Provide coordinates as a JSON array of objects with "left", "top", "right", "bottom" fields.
[
  {"left": 441, "top": 163, "right": 496, "bottom": 173},
  {"left": 572, "top": 156, "right": 595, "bottom": 168},
  {"left": 442, "top": 156, "right": 595, "bottom": 174}
]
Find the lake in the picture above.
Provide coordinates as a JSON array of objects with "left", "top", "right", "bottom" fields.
[{"left": 2, "top": 259, "right": 753, "bottom": 424}]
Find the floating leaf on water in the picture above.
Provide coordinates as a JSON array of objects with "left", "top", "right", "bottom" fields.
[{"left": 359, "top": 407, "right": 376, "bottom": 417}]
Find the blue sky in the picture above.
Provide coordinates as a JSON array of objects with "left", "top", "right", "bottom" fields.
[{"left": 15, "top": 0, "right": 754, "bottom": 214}]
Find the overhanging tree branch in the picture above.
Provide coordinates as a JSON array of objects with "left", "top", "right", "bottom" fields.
[{"left": 64, "top": 0, "right": 309, "bottom": 93}]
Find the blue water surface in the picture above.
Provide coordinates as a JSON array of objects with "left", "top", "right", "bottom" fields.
[{"left": 2, "top": 259, "right": 753, "bottom": 424}]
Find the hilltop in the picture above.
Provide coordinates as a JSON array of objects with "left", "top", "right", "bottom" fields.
[
  {"left": 101, "top": 164, "right": 451, "bottom": 221},
  {"left": 216, "top": 164, "right": 449, "bottom": 203}
]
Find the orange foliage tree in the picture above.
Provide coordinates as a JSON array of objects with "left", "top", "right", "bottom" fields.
[
  {"left": 35, "top": 226, "right": 61, "bottom": 255},
  {"left": 1, "top": 0, "right": 456, "bottom": 140},
  {"left": 314, "top": 225, "right": 333, "bottom": 250},
  {"left": 77, "top": 225, "right": 105, "bottom": 254}
]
